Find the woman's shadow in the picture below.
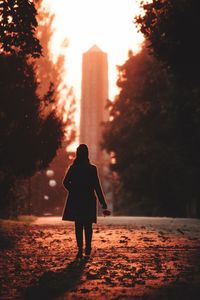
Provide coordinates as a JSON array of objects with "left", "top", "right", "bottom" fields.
[{"left": 23, "top": 257, "right": 89, "bottom": 300}]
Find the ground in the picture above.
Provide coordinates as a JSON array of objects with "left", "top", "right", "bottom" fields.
[{"left": 0, "top": 216, "right": 200, "bottom": 300}]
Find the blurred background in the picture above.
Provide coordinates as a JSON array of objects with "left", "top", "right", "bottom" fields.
[{"left": 0, "top": 0, "right": 200, "bottom": 219}]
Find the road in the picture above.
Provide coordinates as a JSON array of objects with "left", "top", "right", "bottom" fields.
[
  {"left": 33, "top": 215, "right": 200, "bottom": 227},
  {"left": 1, "top": 216, "right": 200, "bottom": 299}
]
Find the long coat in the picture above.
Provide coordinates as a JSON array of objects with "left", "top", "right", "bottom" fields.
[{"left": 62, "top": 163, "right": 107, "bottom": 223}]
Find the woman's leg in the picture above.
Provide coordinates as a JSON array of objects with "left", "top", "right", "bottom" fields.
[
  {"left": 84, "top": 222, "right": 93, "bottom": 254},
  {"left": 75, "top": 221, "right": 83, "bottom": 255}
]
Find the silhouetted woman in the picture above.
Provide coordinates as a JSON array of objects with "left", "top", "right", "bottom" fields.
[{"left": 62, "top": 144, "right": 108, "bottom": 258}]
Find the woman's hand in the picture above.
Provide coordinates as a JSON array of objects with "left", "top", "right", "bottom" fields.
[{"left": 102, "top": 203, "right": 107, "bottom": 210}]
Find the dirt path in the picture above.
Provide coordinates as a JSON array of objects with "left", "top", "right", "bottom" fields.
[{"left": 0, "top": 217, "right": 200, "bottom": 299}]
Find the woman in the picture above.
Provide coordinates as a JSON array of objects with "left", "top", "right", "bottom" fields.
[{"left": 62, "top": 144, "right": 108, "bottom": 258}]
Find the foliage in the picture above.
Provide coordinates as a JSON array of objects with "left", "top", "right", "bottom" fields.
[
  {"left": 0, "top": 56, "right": 63, "bottom": 177},
  {"left": 0, "top": 0, "right": 42, "bottom": 57},
  {"left": 103, "top": 0, "right": 200, "bottom": 217},
  {"left": 135, "top": 0, "right": 200, "bottom": 85},
  {"left": 103, "top": 46, "right": 200, "bottom": 217},
  {"left": 134, "top": 0, "right": 200, "bottom": 216},
  {"left": 0, "top": 0, "right": 64, "bottom": 218},
  {"left": 34, "top": 0, "right": 76, "bottom": 141},
  {"left": 23, "top": 0, "right": 77, "bottom": 215}
]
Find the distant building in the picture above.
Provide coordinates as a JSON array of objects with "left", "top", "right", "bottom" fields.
[
  {"left": 80, "top": 45, "right": 113, "bottom": 210},
  {"left": 80, "top": 45, "right": 108, "bottom": 162}
]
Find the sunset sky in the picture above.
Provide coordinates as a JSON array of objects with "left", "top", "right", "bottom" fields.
[{"left": 42, "top": 0, "right": 144, "bottom": 101}]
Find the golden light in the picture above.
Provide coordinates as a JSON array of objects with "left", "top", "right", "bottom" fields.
[{"left": 42, "top": 0, "right": 144, "bottom": 101}]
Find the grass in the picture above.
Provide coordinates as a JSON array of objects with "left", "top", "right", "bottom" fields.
[
  {"left": 16, "top": 214, "right": 37, "bottom": 223},
  {"left": 0, "top": 214, "right": 37, "bottom": 224}
]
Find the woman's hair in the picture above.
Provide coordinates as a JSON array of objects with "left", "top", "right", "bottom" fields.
[{"left": 73, "top": 144, "right": 89, "bottom": 165}]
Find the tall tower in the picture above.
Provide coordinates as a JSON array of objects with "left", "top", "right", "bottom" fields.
[
  {"left": 80, "top": 45, "right": 108, "bottom": 164},
  {"left": 80, "top": 45, "right": 113, "bottom": 211}
]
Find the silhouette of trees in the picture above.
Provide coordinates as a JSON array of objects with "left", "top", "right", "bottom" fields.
[
  {"left": 25, "top": 0, "right": 77, "bottom": 216},
  {"left": 0, "top": 0, "right": 64, "bottom": 218},
  {"left": 0, "top": 0, "right": 42, "bottom": 57},
  {"left": 103, "top": 46, "right": 200, "bottom": 217},
  {"left": 135, "top": 0, "right": 200, "bottom": 86},
  {"left": 103, "top": 48, "right": 179, "bottom": 216},
  {"left": 35, "top": 0, "right": 71, "bottom": 106},
  {"left": 135, "top": 0, "right": 200, "bottom": 216},
  {"left": 103, "top": 0, "right": 200, "bottom": 217}
]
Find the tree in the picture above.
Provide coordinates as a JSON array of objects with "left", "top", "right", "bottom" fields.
[
  {"left": 34, "top": 0, "right": 76, "bottom": 143},
  {"left": 22, "top": 0, "right": 77, "bottom": 215},
  {"left": 134, "top": 0, "right": 200, "bottom": 216},
  {"left": 0, "top": 0, "right": 42, "bottom": 57},
  {"left": 135, "top": 0, "right": 200, "bottom": 85},
  {"left": 103, "top": 46, "right": 200, "bottom": 217},
  {"left": 34, "top": 1, "right": 68, "bottom": 103},
  {"left": 0, "top": 0, "right": 64, "bottom": 218},
  {"left": 102, "top": 1, "right": 200, "bottom": 217}
]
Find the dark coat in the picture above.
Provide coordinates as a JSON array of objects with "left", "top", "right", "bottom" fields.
[{"left": 62, "top": 163, "right": 107, "bottom": 223}]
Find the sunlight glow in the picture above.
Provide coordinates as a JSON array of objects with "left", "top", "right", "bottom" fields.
[{"left": 42, "top": 0, "right": 144, "bottom": 101}]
